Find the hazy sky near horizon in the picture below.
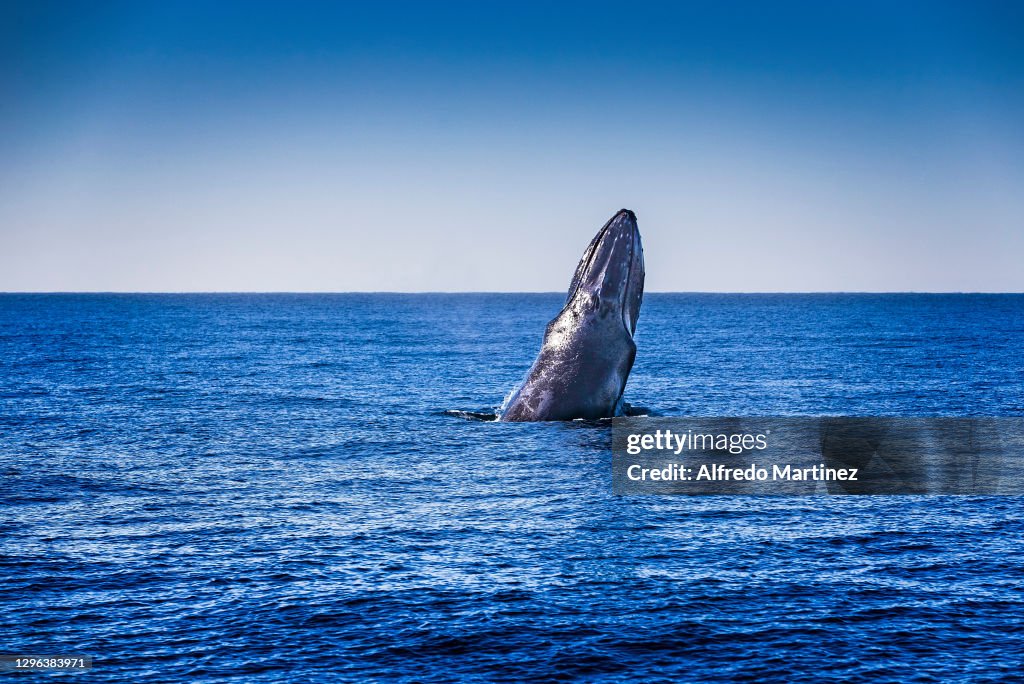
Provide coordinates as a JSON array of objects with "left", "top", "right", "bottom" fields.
[{"left": 2, "top": 1, "right": 1023, "bottom": 291}]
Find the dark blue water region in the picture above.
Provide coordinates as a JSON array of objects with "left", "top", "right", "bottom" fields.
[{"left": 1, "top": 294, "right": 1023, "bottom": 682}]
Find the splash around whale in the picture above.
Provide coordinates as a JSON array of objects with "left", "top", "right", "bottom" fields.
[{"left": 499, "top": 209, "right": 645, "bottom": 422}]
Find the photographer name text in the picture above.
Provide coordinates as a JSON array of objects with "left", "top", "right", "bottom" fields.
[{"left": 626, "top": 462, "right": 859, "bottom": 482}]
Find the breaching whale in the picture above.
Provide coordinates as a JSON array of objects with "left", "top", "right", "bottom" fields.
[{"left": 499, "top": 209, "right": 645, "bottom": 421}]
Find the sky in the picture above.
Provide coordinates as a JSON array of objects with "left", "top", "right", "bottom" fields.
[{"left": 2, "top": 1, "right": 1023, "bottom": 292}]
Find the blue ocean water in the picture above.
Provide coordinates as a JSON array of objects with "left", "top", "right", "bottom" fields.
[{"left": 2, "top": 293, "right": 1023, "bottom": 682}]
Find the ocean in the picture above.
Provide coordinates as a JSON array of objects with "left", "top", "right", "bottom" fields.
[{"left": 2, "top": 293, "right": 1023, "bottom": 681}]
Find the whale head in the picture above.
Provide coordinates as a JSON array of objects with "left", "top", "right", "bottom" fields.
[{"left": 564, "top": 208, "right": 645, "bottom": 337}]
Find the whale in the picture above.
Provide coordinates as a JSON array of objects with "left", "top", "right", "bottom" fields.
[{"left": 499, "top": 209, "right": 645, "bottom": 421}]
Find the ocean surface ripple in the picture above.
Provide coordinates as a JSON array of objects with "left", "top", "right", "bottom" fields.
[{"left": 2, "top": 294, "right": 1023, "bottom": 682}]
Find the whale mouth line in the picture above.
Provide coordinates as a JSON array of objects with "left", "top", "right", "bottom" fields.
[{"left": 619, "top": 226, "right": 637, "bottom": 338}]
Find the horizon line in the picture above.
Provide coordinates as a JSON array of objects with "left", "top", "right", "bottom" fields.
[{"left": 3, "top": 290, "right": 1023, "bottom": 296}]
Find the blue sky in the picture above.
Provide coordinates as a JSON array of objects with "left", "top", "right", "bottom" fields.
[{"left": 2, "top": 1, "right": 1022, "bottom": 291}]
